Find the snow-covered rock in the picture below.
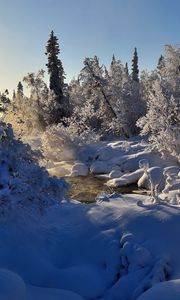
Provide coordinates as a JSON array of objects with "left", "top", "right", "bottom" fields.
[
  {"left": 106, "top": 169, "right": 144, "bottom": 187},
  {"left": 163, "top": 166, "right": 180, "bottom": 176},
  {"left": 70, "top": 163, "right": 89, "bottom": 177},
  {"left": 90, "top": 161, "right": 111, "bottom": 174},
  {"left": 109, "top": 169, "right": 123, "bottom": 179},
  {"left": 138, "top": 167, "right": 164, "bottom": 191}
]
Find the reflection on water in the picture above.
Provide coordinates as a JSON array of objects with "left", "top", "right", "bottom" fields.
[
  {"left": 65, "top": 175, "right": 141, "bottom": 203},
  {"left": 48, "top": 163, "right": 145, "bottom": 203}
]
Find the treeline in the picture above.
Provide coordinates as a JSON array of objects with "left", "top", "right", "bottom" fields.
[{"left": 3, "top": 32, "right": 180, "bottom": 160}]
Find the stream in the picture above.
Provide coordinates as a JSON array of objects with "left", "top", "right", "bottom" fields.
[
  {"left": 66, "top": 175, "right": 143, "bottom": 203},
  {"left": 48, "top": 161, "right": 145, "bottom": 203}
]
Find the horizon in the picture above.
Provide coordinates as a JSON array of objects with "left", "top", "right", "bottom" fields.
[{"left": 0, "top": 0, "right": 180, "bottom": 95}]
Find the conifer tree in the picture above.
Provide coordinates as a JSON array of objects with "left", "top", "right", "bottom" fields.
[
  {"left": 17, "top": 81, "right": 23, "bottom": 97},
  {"left": 131, "top": 47, "right": 139, "bottom": 82},
  {"left": 157, "top": 55, "right": 165, "bottom": 76},
  {"left": 45, "top": 31, "right": 70, "bottom": 122},
  {"left": 45, "top": 30, "right": 65, "bottom": 98},
  {"left": 125, "top": 62, "right": 129, "bottom": 76},
  {"left": 111, "top": 54, "right": 116, "bottom": 68}
]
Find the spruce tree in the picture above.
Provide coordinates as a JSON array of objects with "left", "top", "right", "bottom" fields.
[
  {"left": 17, "top": 81, "right": 23, "bottom": 97},
  {"left": 125, "top": 62, "right": 129, "bottom": 76},
  {"left": 157, "top": 55, "right": 165, "bottom": 75},
  {"left": 45, "top": 30, "right": 65, "bottom": 98},
  {"left": 131, "top": 47, "right": 139, "bottom": 82},
  {"left": 111, "top": 54, "right": 116, "bottom": 67}
]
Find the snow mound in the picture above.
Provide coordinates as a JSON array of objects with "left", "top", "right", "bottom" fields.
[
  {"left": 109, "top": 168, "right": 123, "bottom": 179},
  {"left": 27, "top": 286, "right": 84, "bottom": 300},
  {"left": 90, "top": 161, "right": 112, "bottom": 174},
  {"left": 0, "top": 269, "right": 26, "bottom": 300},
  {"left": 138, "top": 167, "right": 164, "bottom": 190},
  {"left": 137, "top": 279, "right": 180, "bottom": 300},
  {"left": 106, "top": 169, "right": 143, "bottom": 187},
  {"left": 70, "top": 163, "right": 89, "bottom": 176}
]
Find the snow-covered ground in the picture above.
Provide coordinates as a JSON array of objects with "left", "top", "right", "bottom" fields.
[
  {"left": 0, "top": 196, "right": 180, "bottom": 300},
  {"left": 0, "top": 127, "right": 180, "bottom": 299}
]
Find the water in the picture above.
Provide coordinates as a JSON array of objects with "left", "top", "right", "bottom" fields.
[
  {"left": 66, "top": 175, "right": 142, "bottom": 203},
  {"left": 48, "top": 162, "right": 145, "bottom": 203}
]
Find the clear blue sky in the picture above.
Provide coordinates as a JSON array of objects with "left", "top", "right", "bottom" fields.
[{"left": 0, "top": 0, "right": 180, "bottom": 95}]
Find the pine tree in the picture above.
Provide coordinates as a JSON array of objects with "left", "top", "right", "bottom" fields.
[
  {"left": 111, "top": 54, "right": 116, "bottom": 67},
  {"left": 131, "top": 47, "right": 139, "bottom": 82},
  {"left": 125, "top": 62, "right": 129, "bottom": 76},
  {"left": 157, "top": 55, "right": 165, "bottom": 76},
  {"left": 17, "top": 81, "right": 23, "bottom": 97},
  {"left": 45, "top": 30, "right": 65, "bottom": 98}
]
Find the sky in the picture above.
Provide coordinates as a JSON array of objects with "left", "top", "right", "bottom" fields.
[{"left": 0, "top": 0, "right": 180, "bottom": 95}]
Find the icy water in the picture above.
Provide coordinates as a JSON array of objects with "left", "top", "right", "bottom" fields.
[
  {"left": 66, "top": 175, "right": 142, "bottom": 203},
  {"left": 48, "top": 162, "right": 144, "bottom": 203}
]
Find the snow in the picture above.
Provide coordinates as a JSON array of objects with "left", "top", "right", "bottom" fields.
[
  {"left": 0, "top": 269, "right": 26, "bottom": 300},
  {"left": 0, "top": 197, "right": 180, "bottom": 299},
  {"left": 0, "top": 127, "right": 180, "bottom": 299},
  {"left": 138, "top": 279, "right": 180, "bottom": 300},
  {"left": 138, "top": 166, "right": 164, "bottom": 190},
  {"left": 106, "top": 168, "right": 144, "bottom": 187},
  {"left": 109, "top": 168, "right": 123, "bottom": 178},
  {"left": 27, "top": 286, "right": 84, "bottom": 300},
  {"left": 70, "top": 163, "right": 89, "bottom": 177},
  {"left": 90, "top": 161, "right": 112, "bottom": 174}
]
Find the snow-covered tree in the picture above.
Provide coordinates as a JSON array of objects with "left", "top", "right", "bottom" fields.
[
  {"left": 137, "top": 45, "right": 180, "bottom": 160},
  {"left": 68, "top": 56, "right": 122, "bottom": 139},
  {"left": 17, "top": 82, "right": 23, "bottom": 98},
  {"left": 107, "top": 54, "right": 144, "bottom": 136},
  {"left": 124, "top": 62, "right": 129, "bottom": 76},
  {"left": 0, "top": 90, "right": 10, "bottom": 114}
]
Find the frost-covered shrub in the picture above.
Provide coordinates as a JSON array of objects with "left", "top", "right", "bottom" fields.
[
  {"left": 41, "top": 106, "right": 100, "bottom": 161},
  {"left": 0, "top": 122, "right": 68, "bottom": 214}
]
